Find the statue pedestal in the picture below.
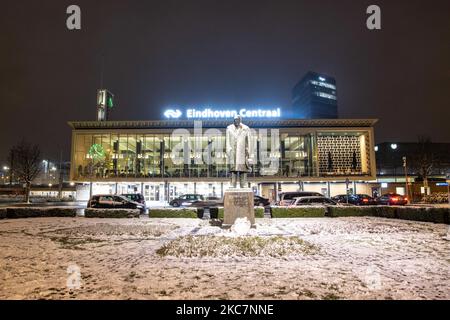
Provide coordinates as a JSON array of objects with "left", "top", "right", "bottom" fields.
[{"left": 223, "top": 188, "right": 255, "bottom": 227}]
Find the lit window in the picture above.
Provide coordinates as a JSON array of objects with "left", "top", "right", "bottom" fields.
[
  {"left": 314, "top": 92, "right": 337, "bottom": 100},
  {"left": 310, "top": 80, "right": 336, "bottom": 90}
]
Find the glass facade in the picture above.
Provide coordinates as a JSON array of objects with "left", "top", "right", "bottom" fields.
[{"left": 71, "top": 127, "right": 374, "bottom": 181}]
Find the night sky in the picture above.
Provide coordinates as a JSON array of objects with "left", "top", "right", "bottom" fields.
[{"left": 1, "top": 0, "right": 449, "bottom": 162}]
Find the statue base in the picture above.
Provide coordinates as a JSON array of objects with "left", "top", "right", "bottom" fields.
[{"left": 223, "top": 188, "right": 255, "bottom": 227}]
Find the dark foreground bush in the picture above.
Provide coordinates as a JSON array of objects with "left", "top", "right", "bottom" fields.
[
  {"left": 0, "top": 208, "right": 7, "bottom": 219},
  {"left": 372, "top": 206, "right": 397, "bottom": 219},
  {"left": 327, "top": 205, "right": 449, "bottom": 224},
  {"left": 197, "top": 207, "right": 264, "bottom": 219},
  {"left": 327, "top": 206, "right": 374, "bottom": 217},
  {"left": 271, "top": 206, "right": 326, "bottom": 218},
  {"left": 149, "top": 208, "right": 198, "bottom": 218},
  {"left": 395, "top": 207, "right": 449, "bottom": 224},
  {"left": 6, "top": 207, "right": 77, "bottom": 219},
  {"left": 84, "top": 208, "right": 140, "bottom": 218}
]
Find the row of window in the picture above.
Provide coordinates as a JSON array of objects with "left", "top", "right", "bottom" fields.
[{"left": 72, "top": 132, "right": 370, "bottom": 179}]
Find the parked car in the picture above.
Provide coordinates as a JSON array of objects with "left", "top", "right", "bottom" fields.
[
  {"left": 87, "top": 194, "right": 146, "bottom": 213},
  {"left": 254, "top": 195, "right": 270, "bottom": 207},
  {"left": 278, "top": 191, "right": 323, "bottom": 206},
  {"left": 121, "top": 193, "right": 146, "bottom": 207},
  {"left": 332, "top": 194, "right": 376, "bottom": 205},
  {"left": 169, "top": 194, "right": 204, "bottom": 207},
  {"left": 291, "top": 196, "right": 338, "bottom": 206},
  {"left": 375, "top": 193, "right": 408, "bottom": 205}
]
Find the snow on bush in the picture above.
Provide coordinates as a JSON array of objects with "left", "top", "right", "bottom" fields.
[
  {"left": 156, "top": 235, "right": 318, "bottom": 258},
  {"left": 230, "top": 217, "right": 252, "bottom": 235}
]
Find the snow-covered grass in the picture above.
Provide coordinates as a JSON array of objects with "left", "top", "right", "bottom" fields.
[{"left": 0, "top": 217, "right": 448, "bottom": 299}]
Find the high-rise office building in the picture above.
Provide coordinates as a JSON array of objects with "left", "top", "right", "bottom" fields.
[{"left": 292, "top": 71, "right": 338, "bottom": 119}]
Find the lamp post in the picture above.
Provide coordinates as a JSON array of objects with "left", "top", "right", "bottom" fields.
[
  {"left": 3, "top": 166, "right": 10, "bottom": 185},
  {"left": 403, "top": 156, "right": 410, "bottom": 203},
  {"left": 390, "top": 144, "right": 398, "bottom": 183},
  {"left": 42, "top": 160, "right": 49, "bottom": 183},
  {"left": 2, "top": 166, "right": 9, "bottom": 185},
  {"left": 446, "top": 173, "right": 450, "bottom": 205}
]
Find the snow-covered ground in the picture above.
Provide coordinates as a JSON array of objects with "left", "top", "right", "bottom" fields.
[{"left": 0, "top": 217, "right": 448, "bottom": 300}]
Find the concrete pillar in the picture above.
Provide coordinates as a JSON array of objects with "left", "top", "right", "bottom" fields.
[
  {"left": 166, "top": 182, "right": 170, "bottom": 202},
  {"left": 115, "top": 182, "right": 118, "bottom": 195},
  {"left": 274, "top": 182, "right": 278, "bottom": 203},
  {"left": 141, "top": 182, "right": 144, "bottom": 195},
  {"left": 194, "top": 182, "right": 197, "bottom": 194},
  {"left": 220, "top": 182, "right": 224, "bottom": 198},
  {"left": 89, "top": 182, "right": 93, "bottom": 198},
  {"left": 353, "top": 181, "right": 357, "bottom": 195},
  {"left": 327, "top": 181, "right": 331, "bottom": 198}
]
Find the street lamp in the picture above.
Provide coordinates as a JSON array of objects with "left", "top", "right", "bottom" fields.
[
  {"left": 2, "top": 166, "right": 10, "bottom": 185},
  {"left": 391, "top": 143, "right": 398, "bottom": 182},
  {"left": 403, "top": 156, "right": 410, "bottom": 203}
]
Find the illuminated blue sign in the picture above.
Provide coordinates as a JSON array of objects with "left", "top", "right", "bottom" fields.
[{"left": 163, "top": 107, "right": 281, "bottom": 119}]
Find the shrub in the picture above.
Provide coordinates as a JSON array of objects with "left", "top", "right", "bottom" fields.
[
  {"left": 254, "top": 207, "right": 265, "bottom": 218},
  {"left": 84, "top": 208, "right": 140, "bottom": 218},
  {"left": 271, "top": 206, "right": 326, "bottom": 218},
  {"left": 196, "top": 207, "right": 265, "bottom": 219},
  {"left": 5, "top": 207, "right": 77, "bottom": 219},
  {"left": 396, "top": 207, "right": 449, "bottom": 224},
  {"left": 0, "top": 208, "right": 7, "bottom": 219},
  {"left": 156, "top": 235, "right": 318, "bottom": 258},
  {"left": 214, "top": 207, "right": 264, "bottom": 219},
  {"left": 149, "top": 208, "right": 198, "bottom": 218},
  {"left": 372, "top": 206, "right": 397, "bottom": 219},
  {"left": 327, "top": 206, "right": 374, "bottom": 217}
]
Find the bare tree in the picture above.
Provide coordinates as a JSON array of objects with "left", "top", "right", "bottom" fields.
[
  {"left": 411, "top": 136, "right": 437, "bottom": 195},
  {"left": 10, "top": 140, "right": 41, "bottom": 203}
]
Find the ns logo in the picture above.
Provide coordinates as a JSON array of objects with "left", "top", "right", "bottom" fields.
[{"left": 164, "top": 109, "right": 182, "bottom": 119}]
